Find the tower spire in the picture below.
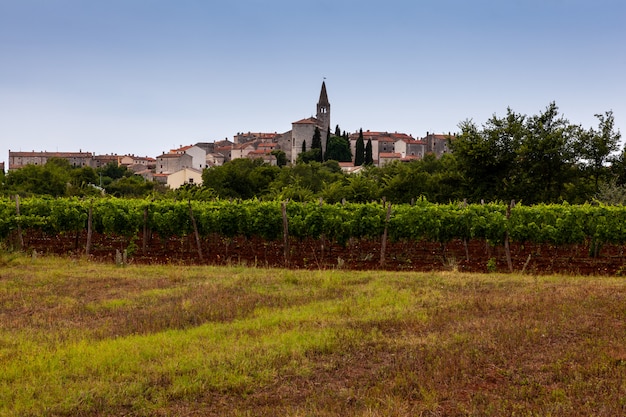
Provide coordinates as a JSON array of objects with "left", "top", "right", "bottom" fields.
[
  {"left": 316, "top": 81, "right": 330, "bottom": 134},
  {"left": 318, "top": 81, "right": 329, "bottom": 107}
]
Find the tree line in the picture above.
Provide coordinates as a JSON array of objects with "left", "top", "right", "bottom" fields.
[{"left": 1, "top": 102, "right": 623, "bottom": 205}]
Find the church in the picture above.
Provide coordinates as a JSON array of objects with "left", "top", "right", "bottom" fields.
[
  {"left": 234, "top": 81, "right": 331, "bottom": 164},
  {"left": 279, "top": 81, "right": 331, "bottom": 164}
]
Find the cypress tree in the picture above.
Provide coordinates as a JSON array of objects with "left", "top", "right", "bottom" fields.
[
  {"left": 355, "top": 128, "right": 365, "bottom": 166},
  {"left": 365, "top": 138, "right": 374, "bottom": 165},
  {"left": 324, "top": 127, "right": 331, "bottom": 161}
]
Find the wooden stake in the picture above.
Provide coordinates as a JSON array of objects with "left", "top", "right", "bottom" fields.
[
  {"left": 188, "top": 200, "right": 203, "bottom": 262},
  {"left": 15, "top": 195, "right": 24, "bottom": 251},
  {"left": 85, "top": 202, "right": 93, "bottom": 256},
  {"left": 504, "top": 200, "right": 515, "bottom": 272},
  {"left": 380, "top": 203, "right": 392, "bottom": 267},
  {"left": 282, "top": 201, "right": 290, "bottom": 266}
]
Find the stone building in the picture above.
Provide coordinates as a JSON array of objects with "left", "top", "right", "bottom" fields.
[
  {"left": 276, "top": 81, "right": 331, "bottom": 163},
  {"left": 8, "top": 151, "right": 94, "bottom": 170}
]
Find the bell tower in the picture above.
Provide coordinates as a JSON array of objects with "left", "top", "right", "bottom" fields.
[{"left": 316, "top": 81, "right": 330, "bottom": 134}]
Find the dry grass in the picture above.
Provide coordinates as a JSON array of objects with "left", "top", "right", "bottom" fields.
[{"left": 1, "top": 253, "right": 625, "bottom": 416}]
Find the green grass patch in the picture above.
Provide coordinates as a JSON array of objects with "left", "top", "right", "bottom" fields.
[{"left": 1, "top": 255, "right": 625, "bottom": 416}]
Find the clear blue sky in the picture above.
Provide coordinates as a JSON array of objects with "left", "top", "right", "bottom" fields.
[{"left": 1, "top": 0, "right": 625, "bottom": 166}]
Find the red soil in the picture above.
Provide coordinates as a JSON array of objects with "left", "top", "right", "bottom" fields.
[{"left": 19, "top": 230, "right": 626, "bottom": 275}]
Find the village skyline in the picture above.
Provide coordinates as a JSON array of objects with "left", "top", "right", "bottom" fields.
[{"left": 2, "top": 1, "right": 624, "bottom": 169}]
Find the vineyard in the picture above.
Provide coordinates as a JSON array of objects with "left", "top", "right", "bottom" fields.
[{"left": 2, "top": 197, "right": 626, "bottom": 274}]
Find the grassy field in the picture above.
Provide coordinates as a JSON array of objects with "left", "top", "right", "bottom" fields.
[{"left": 1, "top": 253, "right": 625, "bottom": 416}]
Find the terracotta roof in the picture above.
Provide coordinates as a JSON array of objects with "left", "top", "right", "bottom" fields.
[
  {"left": 171, "top": 145, "right": 193, "bottom": 153},
  {"left": 293, "top": 117, "right": 318, "bottom": 125},
  {"left": 401, "top": 155, "right": 421, "bottom": 161},
  {"left": 9, "top": 151, "right": 92, "bottom": 157},
  {"left": 379, "top": 152, "right": 401, "bottom": 158},
  {"left": 157, "top": 153, "right": 185, "bottom": 159}
]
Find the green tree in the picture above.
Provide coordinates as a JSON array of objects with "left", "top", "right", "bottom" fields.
[
  {"left": 5, "top": 160, "right": 70, "bottom": 196},
  {"left": 355, "top": 129, "right": 365, "bottom": 166},
  {"left": 516, "top": 102, "right": 580, "bottom": 203},
  {"left": 202, "top": 158, "right": 277, "bottom": 199},
  {"left": 577, "top": 110, "right": 622, "bottom": 193},
  {"left": 364, "top": 139, "right": 374, "bottom": 165},
  {"left": 311, "top": 127, "right": 323, "bottom": 162},
  {"left": 324, "top": 127, "right": 331, "bottom": 161},
  {"left": 105, "top": 175, "right": 154, "bottom": 197},
  {"left": 325, "top": 135, "right": 352, "bottom": 162},
  {"left": 270, "top": 149, "right": 287, "bottom": 167},
  {"left": 450, "top": 109, "right": 524, "bottom": 202}
]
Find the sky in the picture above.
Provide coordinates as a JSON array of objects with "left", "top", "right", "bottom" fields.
[{"left": 1, "top": 0, "right": 625, "bottom": 167}]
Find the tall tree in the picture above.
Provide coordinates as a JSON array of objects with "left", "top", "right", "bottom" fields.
[
  {"left": 311, "top": 127, "right": 323, "bottom": 162},
  {"left": 324, "top": 127, "right": 331, "bottom": 161},
  {"left": 325, "top": 135, "right": 352, "bottom": 162},
  {"left": 516, "top": 102, "right": 579, "bottom": 203},
  {"left": 355, "top": 129, "right": 365, "bottom": 166},
  {"left": 364, "top": 139, "right": 374, "bottom": 165},
  {"left": 450, "top": 109, "right": 524, "bottom": 202},
  {"left": 578, "top": 110, "right": 622, "bottom": 192},
  {"left": 334, "top": 124, "right": 341, "bottom": 137}
]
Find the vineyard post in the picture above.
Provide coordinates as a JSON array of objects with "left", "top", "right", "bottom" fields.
[
  {"left": 319, "top": 197, "right": 325, "bottom": 262},
  {"left": 481, "top": 199, "right": 491, "bottom": 258},
  {"left": 380, "top": 202, "right": 392, "bottom": 267},
  {"left": 282, "top": 201, "right": 290, "bottom": 266},
  {"left": 504, "top": 200, "right": 515, "bottom": 272},
  {"left": 188, "top": 200, "right": 203, "bottom": 262},
  {"left": 142, "top": 206, "right": 148, "bottom": 255},
  {"left": 462, "top": 199, "right": 469, "bottom": 261},
  {"left": 15, "top": 195, "right": 24, "bottom": 251},
  {"left": 85, "top": 201, "right": 93, "bottom": 256}
]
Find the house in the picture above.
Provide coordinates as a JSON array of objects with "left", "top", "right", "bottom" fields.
[
  {"left": 120, "top": 155, "right": 156, "bottom": 168},
  {"left": 338, "top": 162, "right": 364, "bottom": 174},
  {"left": 230, "top": 142, "right": 257, "bottom": 160},
  {"left": 156, "top": 152, "right": 193, "bottom": 174},
  {"left": 348, "top": 131, "right": 415, "bottom": 167},
  {"left": 234, "top": 132, "right": 280, "bottom": 144},
  {"left": 246, "top": 149, "right": 278, "bottom": 165},
  {"left": 170, "top": 145, "right": 207, "bottom": 171},
  {"left": 166, "top": 168, "right": 203, "bottom": 189},
  {"left": 378, "top": 152, "right": 402, "bottom": 166},
  {"left": 8, "top": 150, "right": 94, "bottom": 170},
  {"left": 395, "top": 138, "right": 426, "bottom": 159},
  {"left": 423, "top": 132, "right": 453, "bottom": 155},
  {"left": 205, "top": 152, "right": 225, "bottom": 167},
  {"left": 92, "top": 154, "right": 123, "bottom": 168}
]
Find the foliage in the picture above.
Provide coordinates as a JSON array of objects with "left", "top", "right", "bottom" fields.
[
  {"left": 355, "top": 129, "right": 365, "bottom": 166},
  {"left": 324, "top": 135, "right": 352, "bottom": 162},
  {"left": 5, "top": 197, "right": 626, "bottom": 254}
]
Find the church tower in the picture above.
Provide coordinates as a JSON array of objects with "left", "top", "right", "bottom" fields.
[{"left": 316, "top": 81, "right": 330, "bottom": 134}]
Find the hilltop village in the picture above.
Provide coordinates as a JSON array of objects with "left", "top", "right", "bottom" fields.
[{"left": 6, "top": 82, "right": 452, "bottom": 189}]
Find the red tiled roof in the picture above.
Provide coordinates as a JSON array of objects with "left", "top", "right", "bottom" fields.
[
  {"left": 257, "top": 142, "right": 277, "bottom": 148},
  {"left": 379, "top": 152, "right": 401, "bottom": 158},
  {"left": 9, "top": 151, "right": 92, "bottom": 157},
  {"left": 171, "top": 145, "right": 193, "bottom": 153},
  {"left": 293, "top": 117, "right": 318, "bottom": 125}
]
